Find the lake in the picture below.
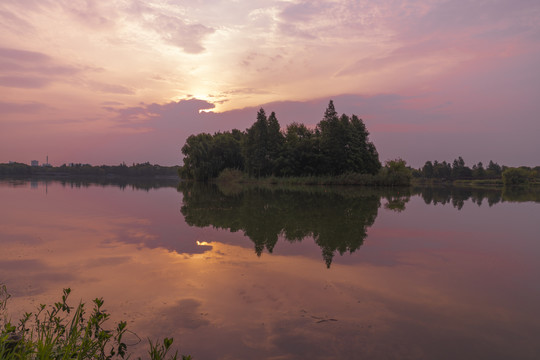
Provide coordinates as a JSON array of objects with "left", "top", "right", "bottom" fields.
[{"left": 1, "top": 179, "right": 539, "bottom": 359}]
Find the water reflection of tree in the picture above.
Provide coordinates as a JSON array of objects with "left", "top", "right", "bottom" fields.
[
  {"left": 179, "top": 184, "right": 397, "bottom": 268},
  {"left": 179, "top": 183, "right": 539, "bottom": 267},
  {"left": 1, "top": 178, "right": 179, "bottom": 191},
  {"left": 415, "top": 186, "right": 539, "bottom": 208},
  {"left": 418, "top": 187, "right": 483, "bottom": 209}
]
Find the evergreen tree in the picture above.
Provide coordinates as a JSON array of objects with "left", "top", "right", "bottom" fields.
[
  {"left": 317, "top": 101, "right": 380, "bottom": 175},
  {"left": 317, "top": 100, "right": 345, "bottom": 174},
  {"left": 451, "top": 156, "right": 472, "bottom": 179},
  {"left": 266, "top": 111, "right": 284, "bottom": 175},
  {"left": 423, "top": 161, "right": 434, "bottom": 178},
  {"left": 180, "top": 100, "right": 382, "bottom": 180},
  {"left": 279, "top": 122, "right": 319, "bottom": 176},
  {"left": 244, "top": 108, "right": 269, "bottom": 177},
  {"left": 487, "top": 160, "right": 502, "bottom": 178}
]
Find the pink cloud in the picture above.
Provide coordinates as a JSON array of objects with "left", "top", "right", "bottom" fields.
[
  {"left": 0, "top": 47, "right": 49, "bottom": 62},
  {"left": 0, "top": 101, "right": 48, "bottom": 113},
  {"left": 125, "top": 2, "right": 215, "bottom": 54},
  {"left": 0, "top": 75, "right": 51, "bottom": 88},
  {"left": 0, "top": 47, "right": 82, "bottom": 89}
]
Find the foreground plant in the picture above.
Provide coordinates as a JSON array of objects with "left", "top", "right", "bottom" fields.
[{"left": 0, "top": 285, "right": 190, "bottom": 359}]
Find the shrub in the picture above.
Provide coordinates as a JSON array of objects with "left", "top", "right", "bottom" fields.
[
  {"left": 216, "top": 168, "right": 247, "bottom": 183},
  {"left": 502, "top": 167, "right": 531, "bottom": 187},
  {"left": 0, "top": 285, "right": 189, "bottom": 360},
  {"left": 377, "top": 159, "right": 412, "bottom": 186}
]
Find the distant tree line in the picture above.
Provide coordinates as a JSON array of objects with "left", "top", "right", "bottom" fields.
[
  {"left": 180, "top": 100, "right": 383, "bottom": 181},
  {"left": 0, "top": 162, "right": 179, "bottom": 178},
  {"left": 415, "top": 157, "right": 503, "bottom": 180},
  {"left": 414, "top": 157, "right": 540, "bottom": 186}
]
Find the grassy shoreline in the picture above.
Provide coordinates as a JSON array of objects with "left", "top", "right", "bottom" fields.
[{"left": 212, "top": 168, "right": 412, "bottom": 187}]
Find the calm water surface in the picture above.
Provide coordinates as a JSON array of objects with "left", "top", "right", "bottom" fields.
[{"left": 1, "top": 180, "right": 539, "bottom": 359}]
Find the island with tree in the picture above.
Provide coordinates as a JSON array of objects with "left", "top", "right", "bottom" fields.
[
  {"left": 179, "top": 100, "right": 539, "bottom": 188},
  {"left": 180, "top": 100, "right": 411, "bottom": 186}
]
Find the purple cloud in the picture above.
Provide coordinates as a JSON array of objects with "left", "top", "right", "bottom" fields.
[
  {"left": 0, "top": 47, "right": 50, "bottom": 62},
  {"left": 102, "top": 91, "right": 540, "bottom": 167},
  {"left": 279, "top": 1, "right": 331, "bottom": 23},
  {"left": 125, "top": 2, "right": 215, "bottom": 54},
  {"left": 0, "top": 47, "right": 83, "bottom": 89},
  {"left": 0, "top": 101, "right": 48, "bottom": 113},
  {"left": 0, "top": 9, "right": 35, "bottom": 34},
  {"left": 0, "top": 75, "right": 51, "bottom": 88},
  {"left": 154, "top": 13, "right": 215, "bottom": 54},
  {"left": 0, "top": 47, "right": 80, "bottom": 76},
  {"left": 86, "top": 81, "right": 135, "bottom": 95}
]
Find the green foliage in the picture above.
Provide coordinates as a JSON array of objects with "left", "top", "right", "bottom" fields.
[
  {"left": 216, "top": 168, "right": 247, "bottom": 183},
  {"left": 0, "top": 286, "right": 187, "bottom": 360},
  {"left": 502, "top": 167, "right": 532, "bottom": 187},
  {"left": 277, "top": 122, "right": 320, "bottom": 176},
  {"left": 377, "top": 159, "right": 412, "bottom": 186},
  {"left": 316, "top": 102, "right": 380, "bottom": 175},
  {"left": 419, "top": 158, "right": 508, "bottom": 181},
  {"left": 243, "top": 108, "right": 276, "bottom": 177},
  {"left": 147, "top": 337, "right": 191, "bottom": 360},
  {"left": 181, "top": 131, "right": 244, "bottom": 181},
  {"left": 451, "top": 156, "right": 472, "bottom": 179},
  {"left": 471, "top": 162, "right": 486, "bottom": 179}
]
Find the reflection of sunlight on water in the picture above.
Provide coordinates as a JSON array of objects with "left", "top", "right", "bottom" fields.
[{"left": 196, "top": 240, "right": 211, "bottom": 246}]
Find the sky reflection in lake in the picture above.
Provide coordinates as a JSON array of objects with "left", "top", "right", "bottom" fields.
[{"left": 1, "top": 180, "right": 539, "bottom": 359}]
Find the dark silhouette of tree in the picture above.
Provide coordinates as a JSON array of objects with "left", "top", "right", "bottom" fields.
[
  {"left": 422, "top": 161, "right": 434, "bottom": 178},
  {"left": 277, "top": 123, "right": 320, "bottom": 176},
  {"left": 181, "top": 131, "right": 244, "bottom": 181},
  {"left": 179, "top": 100, "right": 382, "bottom": 180},
  {"left": 486, "top": 160, "right": 502, "bottom": 178},
  {"left": 472, "top": 162, "right": 486, "bottom": 179},
  {"left": 451, "top": 156, "right": 472, "bottom": 179},
  {"left": 244, "top": 108, "right": 270, "bottom": 177},
  {"left": 317, "top": 101, "right": 381, "bottom": 175},
  {"left": 266, "top": 111, "right": 284, "bottom": 175}
]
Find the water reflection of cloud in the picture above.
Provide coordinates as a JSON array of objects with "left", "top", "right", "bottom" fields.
[
  {"left": 145, "top": 298, "right": 211, "bottom": 332},
  {"left": 2, "top": 182, "right": 540, "bottom": 359},
  {"left": 81, "top": 256, "right": 132, "bottom": 268},
  {"left": 0, "top": 259, "right": 75, "bottom": 297}
]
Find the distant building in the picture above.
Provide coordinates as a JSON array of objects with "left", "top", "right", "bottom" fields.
[
  {"left": 31, "top": 160, "right": 39, "bottom": 166},
  {"left": 42, "top": 155, "right": 51, "bottom": 167}
]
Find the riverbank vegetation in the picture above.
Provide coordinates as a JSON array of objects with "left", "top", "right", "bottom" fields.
[
  {"left": 0, "top": 285, "right": 188, "bottom": 360},
  {"left": 215, "top": 159, "right": 411, "bottom": 187},
  {"left": 179, "top": 101, "right": 411, "bottom": 186}
]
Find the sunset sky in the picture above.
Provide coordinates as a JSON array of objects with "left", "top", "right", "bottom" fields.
[{"left": 1, "top": 0, "right": 539, "bottom": 167}]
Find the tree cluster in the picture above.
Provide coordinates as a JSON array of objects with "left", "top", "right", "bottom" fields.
[
  {"left": 416, "top": 158, "right": 505, "bottom": 180},
  {"left": 415, "top": 158, "right": 540, "bottom": 187},
  {"left": 180, "top": 101, "right": 381, "bottom": 181}
]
